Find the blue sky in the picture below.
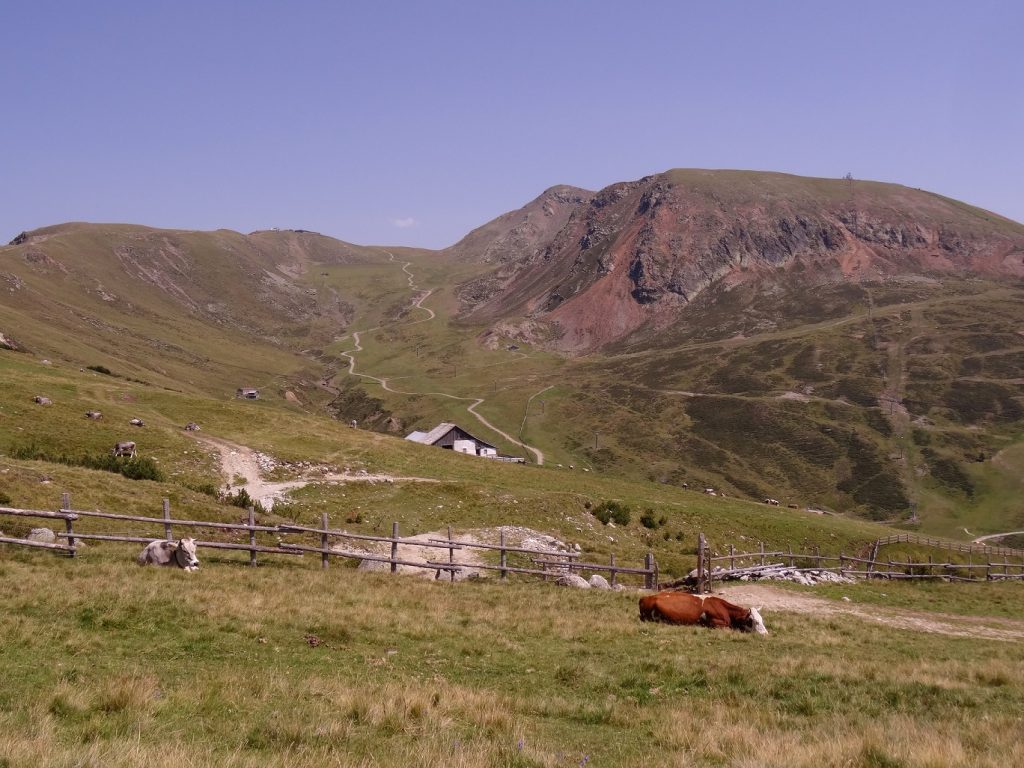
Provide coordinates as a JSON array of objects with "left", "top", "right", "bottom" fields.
[{"left": 1, "top": 1, "right": 1021, "bottom": 248}]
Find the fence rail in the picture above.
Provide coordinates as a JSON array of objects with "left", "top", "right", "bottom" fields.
[
  {"left": 688, "top": 531, "right": 1024, "bottom": 592},
  {"left": 0, "top": 493, "right": 657, "bottom": 588}
]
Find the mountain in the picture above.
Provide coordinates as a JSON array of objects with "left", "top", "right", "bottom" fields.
[
  {"left": 0, "top": 223, "right": 391, "bottom": 394},
  {"left": 454, "top": 170, "right": 1024, "bottom": 353},
  {"left": 4, "top": 171, "right": 1024, "bottom": 535}
]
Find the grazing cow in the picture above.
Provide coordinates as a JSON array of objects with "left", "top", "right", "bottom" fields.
[
  {"left": 111, "top": 441, "right": 137, "bottom": 458},
  {"left": 639, "top": 591, "right": 767, "bottom": 634},
  {"left": 129, "top": 418, "right": 145, "bottom": 427},
  {"left": 184, "top": 422, "right": 200, "bottom": 431},
  {"left": 85, "top": 411, "right": 103, "bottom": 420},
  {"left": 764, "top": 498, "right": 780, "bottom": 506},
  {"left": 137, "top": 538, "right": 200, "bottom": 571},
  {"left": 33, "top": 396, "right": 52, "bottom": 406}
]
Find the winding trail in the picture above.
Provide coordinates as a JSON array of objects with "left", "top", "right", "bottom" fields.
[
  {"left": 720, "top": 584, "right": 1024, "bottom": 642},
  {"left": 333, "top": 252, "right": 547, "bottom": 464},
  {"left": 191, "top": 434, "right": 438, "bottom": 510},
  {"left": 973, "top": 530, "right": 1024, "bottom": 545}
]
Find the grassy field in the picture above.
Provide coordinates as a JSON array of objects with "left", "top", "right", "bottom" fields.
[{"left": 1, "top": 549, "right": 1022, "bottom": 768}]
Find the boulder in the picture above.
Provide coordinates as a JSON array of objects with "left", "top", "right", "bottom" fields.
[
  {"left": 555, "top": 574, "right": 591, "bottom": 589},
  {"left": 588, "top": 574, "right": 611, "bottom": 589},
  {"left": 27, "top": 528, "right": 55, "bottom": 543}
]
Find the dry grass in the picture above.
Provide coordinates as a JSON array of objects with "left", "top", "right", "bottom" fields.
[{"left": 1, "top": 549, "right": 1022, "bottom": 767}]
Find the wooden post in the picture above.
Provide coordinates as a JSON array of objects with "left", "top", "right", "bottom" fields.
[
  {"left": 499, "top": 530, "right": 507, "bottom": 581},
  {"left": 321, "top": 512, "right": 330, "bottom": 570},
  {"left": 447, "top": 525, "right": 455, "bottom": 584},
  {"left": 788, "top": 544, "right": 794, "bottom": 568},
  {"left": 839, "top": 552, "right": 845, "bottom": 574},
  {"left": 61, "top": 493, "right": 76, "bottom": 558},
  {"left": 697, "top": 533, "right": 707, "bottom": 593},
  {"left": 247, "top": 507, "right": 257, "bottom": 567},
  {"left": 162, "top": 499, "right": 172, "bottom": 540},
  {"left": 708, "top": 547, "right": 715, "bottom": 591},
  {"left": 814, "top": 544, "right": 820, "bottom": 567},
  {"left": 644, "top": 552, "right": 655, "bottom": 590},
  {"left": 759, "top": 541, "right": 765, "bottom": 567},
  {"left": 729, "top": 544, "right": 735, "bottom": 570},
  {"left": 391, "top": 521, "right": 399, "bottom": 573},
  {"left": 969, "top": 551, "right": 973, "bottom": 581},
  {"left": 609, "top": 553, "right": 617, "bottom": 588},
  {"left": 987, "top": 560, "right": 992, "bottom": 581},
  {"left": 928, "top": 554, "right": 933, "bottom": 578}
]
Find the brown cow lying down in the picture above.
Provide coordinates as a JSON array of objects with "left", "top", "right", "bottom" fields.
[
  {"left": 639, "top": 591, "right": 767, "bottom": 634},
  {"left": 137, "top": 538, "right": 200, "bottom": 571}
]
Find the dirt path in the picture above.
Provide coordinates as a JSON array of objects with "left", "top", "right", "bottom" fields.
[
  {"left": 192, "top": 435, "right": 437, "bottom": 510},
  {"left": 973, "top": 530, "right": 1024, "bottom": 544},
  {"left": 334, "top": 252, "right": 547, "bottom": 464},
  {"left": 717, "top": 584, "right": 1024, "bottom": 642}
]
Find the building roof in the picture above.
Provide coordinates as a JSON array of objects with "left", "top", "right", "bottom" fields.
[
  {"left": 405, "top": 422, "right": 458, "bottom": 445},
  {"left": 404, "top": 422, "right": 496, "bottom": 451}
]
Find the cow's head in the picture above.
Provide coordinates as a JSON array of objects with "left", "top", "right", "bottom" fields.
[
  {"left": 178, "top": 538, "right": 200, "bottom": 571},
  {"left": 748, "top": 606, "right": 768, "bottom": 635}
]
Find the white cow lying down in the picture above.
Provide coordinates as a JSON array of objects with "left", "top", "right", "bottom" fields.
[{"left": 137, "top": 538, "right": 200, "bottom": 571}]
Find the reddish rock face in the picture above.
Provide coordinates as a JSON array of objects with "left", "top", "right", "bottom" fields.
[{"left": 455, "top": 169, "right": 1024, "bottom": 353}]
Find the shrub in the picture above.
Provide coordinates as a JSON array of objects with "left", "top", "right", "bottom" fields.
[
  {"left": 8, "top": 444, "right": 164, "bottom": 482},
  {"left": 639, "top": 508, "right": 667, "bottom": 529},
  {"left": 592, "top": 500, "right": 630, "bottom": 526},
  {"left": 86, "top": 365, "right": 113, "bottom": 376},
  {"left": 185, "top": 482, "right": 219, "bottom": 497},
  {"left": 0, "top": 491, "right": 10, "bottom": 505},
  {"left": 224, "top": 488, "right": 267, "bottom": 516}
]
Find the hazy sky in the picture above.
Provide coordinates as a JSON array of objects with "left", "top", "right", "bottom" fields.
[{"left": 2, "top": 1, "right": 1021, "bottom": 248}]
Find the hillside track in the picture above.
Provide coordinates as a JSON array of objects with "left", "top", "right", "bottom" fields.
[
  {"left": 333, "top": 253, "right": 547, "bottom": 464},
  {"left": 720, "top": 584, "right": 1024, "bottom": 642}
]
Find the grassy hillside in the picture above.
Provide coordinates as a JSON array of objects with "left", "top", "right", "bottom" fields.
[{"left": 4, "top": 215, "right": 1024, "bottom": 538}]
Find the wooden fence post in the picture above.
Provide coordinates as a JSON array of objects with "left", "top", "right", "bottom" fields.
[
  {"left": 839, "top": 552, "right": 845, "bottom": 574},
  {"left": 447, "top": 525, "right": 455, "bottom": 583},
  {"left": 247, "top": 507, "right": 257, "bottom": 567},
  {"left": 644, "top": 552, "right": 655, "bottom": 590},
  {"left": 391, "top": 522, "right": 399, "bottom": 573},
  {"left": 814, "top": 544, "right": 820, "bottom": 567},
  {"left": 321, "top": 512, "right": 330, "bottom": 570},
  {"left": 759, "top": 541, "right": 765, "bottom": 568},
  {"left": 788, "top": 544, "right": 794, "bottom": 568},
  {"left": 499, "top": 530, "right": 507, "bottom": 581},
  {"left": 162, "top": 499, "right": 172, "bottom": 540},
  {"left": 729, "top": 544, "right": 735, "bottom": 570},
  {"left": 61, "top": 493, "right": 76, "bottom": 558},
  {"left": 697, "top": 533, "right": 707, "bottom": 593},
  {"left": 609, "top": 553, "right": 617, "bottom": 588}
]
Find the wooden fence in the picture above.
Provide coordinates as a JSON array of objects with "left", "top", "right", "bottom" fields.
[
  {"left": 689, "top": 532, "right": 1024, "bottom": 592},
  {"left": 866, "top": 532, "right": 1024, "bottom": 559},
  {"left": 0, "top": 493, "right": 657, "bottom": 588}
]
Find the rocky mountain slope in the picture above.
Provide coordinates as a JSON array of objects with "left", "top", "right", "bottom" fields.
[{"left": 455, "top": 170, "right": 1024, "bottom": 353}]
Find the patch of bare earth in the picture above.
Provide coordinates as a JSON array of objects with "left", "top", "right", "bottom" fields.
[
  {"left": 191, "top": 435, "right": 437, "bottom": 510},
  {"left": 717, "top": 584, "right": 1024, "bottom": 642}
]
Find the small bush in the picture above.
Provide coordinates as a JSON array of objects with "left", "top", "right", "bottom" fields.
[
  {"left": 86, "top": 365, "right": 113, "bottom": 376},
  {"left": 224, "top": 488, "right": 267, "bottom": 516},
  {"left": 592, "top": 500, "right": 630, "bottom": 526},
  {"left": 8, "top": 444, "right": 164, "bottom": 482},
  {"left": 0, "top": 491, "right": 10, "bottom": 505},
  {"left": 185, "top": 482, "right": 219, "bottom": 497},
  {"left": 639, "top": 508, "right": 667, "bottom": 529}
]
